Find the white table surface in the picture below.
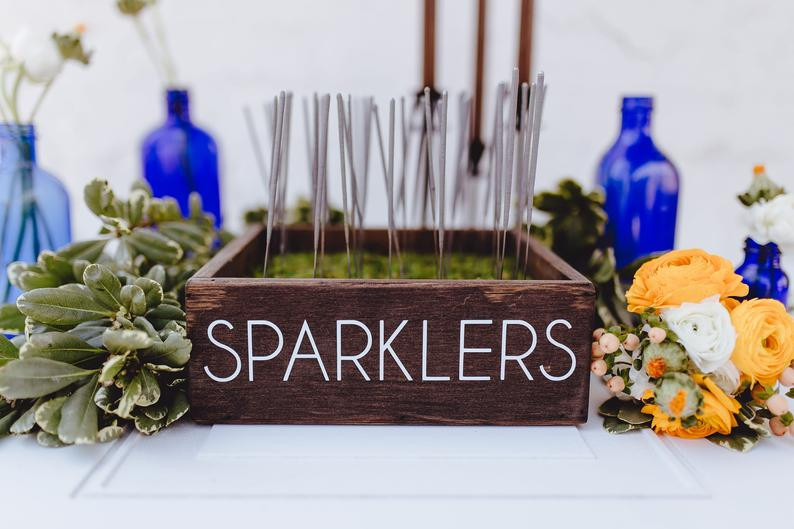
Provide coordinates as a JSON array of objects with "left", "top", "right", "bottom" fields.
[{"left": 5, "top": 378, "right": 793, "bottom": 529}]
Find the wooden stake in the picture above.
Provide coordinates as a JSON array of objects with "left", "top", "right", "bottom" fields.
[
  {"left": 263, "top": 91, "right": 286, "bottom": 277},
  {"left": 335, "top": 94, "right": 352, "bottom": 277},
  {"left": 499, "top": 69, "right": 519, "bottom": 278}
]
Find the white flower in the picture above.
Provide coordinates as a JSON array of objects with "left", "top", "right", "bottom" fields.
[
  {"left": 661, "top": 295, "right": 736, "bottom": 373},
  {"left": 710, "top": 361, "right": 741, "bottom": 395},
  {"left": 10, "top": 27, "right": 63, "bottom": 83},
  {"left": 628, "top": 366, "right": 653, "bottom": 400},
  {"left": 748, "top": 193, "right": 794, "bottom": 247}
]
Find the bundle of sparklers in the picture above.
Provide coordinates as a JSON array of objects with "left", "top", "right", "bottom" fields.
[{"left": 243, "top": 68, "right": 546, "bottom": 280}]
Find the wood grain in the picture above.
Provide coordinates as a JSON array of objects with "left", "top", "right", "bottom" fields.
[{"left": 187, "top": 226, "right": 595, "bottom": 425}]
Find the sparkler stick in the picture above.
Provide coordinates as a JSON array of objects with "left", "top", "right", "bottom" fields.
[
  {"left": 336, "top": 94, "right": 352, "bottom": 277},
  {"left": 499, "top": 68, "right": 519, "bottom": 278},
  {"left": 263, "top": 91, "right": 286, "bottom": 277}
]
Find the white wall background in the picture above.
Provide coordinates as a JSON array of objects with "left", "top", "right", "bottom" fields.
[{"left": 2, "top": 0, "right": 793, "bottom": 270}]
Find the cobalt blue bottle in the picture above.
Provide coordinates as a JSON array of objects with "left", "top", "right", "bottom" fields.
[
  {"left": 754, "top": 243, "right": 789, "bottom": 306},
  {"left": 596, "top": 97, "right": 680, "bottom": 269},
  {"left": 735, "top": 237, "right": 762, "bottom": 299},
  {"left": 0, "top": 124, "right": 71, "bottom": 303},
  {"left": 142, "top": 89, "right": 222, "bottom": 227}
]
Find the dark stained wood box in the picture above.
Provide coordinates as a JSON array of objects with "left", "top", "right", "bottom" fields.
[{"left": 186, "top": 225, "right": 595, "bottom": 425}]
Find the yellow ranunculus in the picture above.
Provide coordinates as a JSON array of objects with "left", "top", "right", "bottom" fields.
[
  {"left": 731, "top": 298, "right": 794, "bottom": 386},
  {"left": 626, "top": 249, "right": 748, "bottom": 313},
  {"left": 641, "top": 374, "right": 740, "bottom": 439}
]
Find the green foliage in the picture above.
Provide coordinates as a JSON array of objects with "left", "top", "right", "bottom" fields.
[
  {"left": 531, "top": 179, "right": 637, "bottom": 327},
  {"left": 598, "top": 396, "right": 652, "bottom": 434},
  {"left": 0, "top": 178, "right": 218, "bottom": 446},
  {"left": 737, "top": 170, "right": 785, "bottom": 207}
]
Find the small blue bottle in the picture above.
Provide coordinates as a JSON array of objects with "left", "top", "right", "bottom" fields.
[
  {"left": 735, "top": 237, "right": 762, "bottom": 299},
  {"left": 596, "top": 97, "right": 680, "bottom": 269},
  {"left": 142, "top": 89, "right": 222, "bottom": 227},
  {"left": 754, "top": 243, "right": 789, "bottom": 306},
  {"left": 0, "top": 124, "right": 71, "bottom": 303}
]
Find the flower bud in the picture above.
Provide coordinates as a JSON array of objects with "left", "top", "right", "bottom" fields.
[
  {"left": 592, "top": 328, "right": 606, "bottom": 341},
  {"left": 591, "top": 359, "right": 607, "bottom": 377},
  {"left": 654, "top": 372, "right": 702, "bottom": 419},
  {"left": 598, "top": 333, "right": 620, "bottom": 354},
  {"left": 591, "top": 341, "right": 604, "bottom": 359},
  {"left": 770, "top": 416, "right": 787, "bottom": 436},
  {"left": 642, "top": 341, "right": 688, "bottom": 378},
  {"left": 779, "top": 367, "right": 794, "bottom": 387},
  {"left": 606, "top": 376, "right": 625, "bottom": 393},
  {"left": 766, "top": 393, "right": 789, "bottom": 416},
  {"left": 623, "top": 333, "right": 640, "bottom": 351},
  {"left": 648, "top": 327, "right": 667, "bottom": 344}
]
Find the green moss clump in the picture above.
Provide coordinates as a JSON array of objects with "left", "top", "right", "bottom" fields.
[{"left": 255, "top": 252, "right": 518, "bottom": 280}]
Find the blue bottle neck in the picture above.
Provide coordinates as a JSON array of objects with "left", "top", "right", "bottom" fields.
[
  {"left": 764, "top": 243, "right": 782, "bottom": 268},
  {"left": 0, "top": 123, "right": 36, "bottom": 163},
  {"left": 744, "top": 237, "right": 762, "bottom": 255},
  {"left": 166, "top": 89, "right": 191, "bottom": 122},
  {"left": 619, "top": 109, "right": 652, "bottom": 140}
]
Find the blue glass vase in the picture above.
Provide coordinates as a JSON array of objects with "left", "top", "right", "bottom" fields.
[
  {"left": 754, "top": 243, "right": 789, "bottom": 306},
  {"left": 596, "top": 97, "right": 680, "bottom": 269},
  {"left": 0, "top": 124, "right": 71, "bottom": 303},
  {"left": 142, "top": 89, "right": 222, "bottom": 227},
  {"left": 735, "top": 237, "right": 762, "bottom": 299}
]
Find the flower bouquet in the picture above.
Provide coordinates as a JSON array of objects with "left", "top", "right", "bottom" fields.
[{"left": 593, "top": 249, "right": 794, "bottom": 451}]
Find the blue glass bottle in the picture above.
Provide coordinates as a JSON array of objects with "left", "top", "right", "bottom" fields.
[
  {"left": 754, "top": 243, "right": 789, "bottom": 306},
  {"left": 142, "top": 89, "right": 222, "bottom": 227},
  {"left": 735, "top": 237, "right": 762, "bottom": 299},
  {"left": 0, "top": 124, "right": 71, "bottom": 303},
  {"left": 596, "top": 97, "right": 680, "bottom": 269}
]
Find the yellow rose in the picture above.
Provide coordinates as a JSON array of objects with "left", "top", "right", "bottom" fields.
[
  {"left": 731, "top": 298, "right": 794, "bottom": 386},
  {"left": 626, "top": 249, "right": 748, "bottom": 313},
  {"left": 641, "top": 375, "right": 740, "bottom": 439}
]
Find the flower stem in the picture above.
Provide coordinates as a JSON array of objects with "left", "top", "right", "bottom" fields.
[
  {"left": 132, "top": 16, "right": 167, "bottom": 85},
  {"left": 28, "top": 79, "right": 54, "bottom": 123},
  {"left": 9, "top": 67, "right": 23, "bottom": 123},
  {"left": 151, "top": 3, "right": 177, "bottom": 85}
]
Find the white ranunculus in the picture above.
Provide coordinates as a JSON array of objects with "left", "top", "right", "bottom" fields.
[
  {"left": 661, "top": 296, "right": 736, "bottom": 373},
  {"left": 710, "top": 361, "right": 741, "bottom": 395},
  {"left": 748, "top": 193, "right": 794, "bottom": 247},
  {"left": 10, "top": 27, "right": 63, "bottom": 83}
]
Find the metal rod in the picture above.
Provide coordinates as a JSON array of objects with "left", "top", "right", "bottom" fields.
[
  {"left": 263, "top": 91, "right": 286, "bottom": 277},
  {"left": 438, "top": 91, "right": 448, "bottom": 278},
  {"left": 499, "top": 68, "right": 519, "bottom": 278},
  {"left": 335, "top": 94, "right": 352, "bottom": 277}
]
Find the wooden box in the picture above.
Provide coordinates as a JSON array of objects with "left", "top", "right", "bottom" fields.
[{"left": 186, "top": 225, "right": 595, "bottom": 425}]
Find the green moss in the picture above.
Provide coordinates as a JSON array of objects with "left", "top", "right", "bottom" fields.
[{"left": 254, "top": 252, "right": 521, "bottom": 280}]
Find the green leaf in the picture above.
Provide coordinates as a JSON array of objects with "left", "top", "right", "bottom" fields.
[
  {"left": 141, "top": 332, "right": 190, "bottom": 368},
  {"left": 144, "top": 265, "right": 166, "bottom": 286},
  {"left": 617, "top": 401, "right": 653, "bottom": 425},
  {"left": 94, "top": 385, "right": 119, "bottom": 414},
  {"left": 17, "top": 271, "right": 61, "bottom": 291},
  {"left": 58, "top": 375, "right": 99, "bottom": 444},
  {"left": 35, "top": 396, "right": 68, "bottom": 435},
  {"left": 142, "top": 401, "right": 168, "bottom": 420},
  {"left": 134, "top": 412, "right": 166, "bottom": 435},
  {"left": 603, "top": 415, "right": 648, "bottom": 434},
  {"left": 10, "top": 400, "right": 41, "bottom": 434},
  {"left": 17, "top": 286, "right": 114, "bottom": 326},
  {"left": 99, "top": 354, "right": 127, "bottom": 386},
  {"left": 0, "top": 358, "right": 96, "bottom": 399},
  {"left": 97, "top": 424, "right": 125, "bottom": 443},
  {"left": 119, "top": 284, "right": 147, "bottom": 316},
  {"left": 133, "top": 277, "right": 163, "bottom": 309},
  {"left": 82, "top": 264, "right": 123, "bottom": 310},
  {"left": 36, "top": 431, "right": 65, "bottom": 447},
  {"left": 0, "top": 334, "right": 19, "bottom": 366},
  {"left": 116, "top": 372, "right": 142, "bottom": 418},
  {"left": 0, "top": 405, "right": 19, "bottom": 435},
  {"left": 37, "top": 251, "right": 74, "bottom": 281},
  {"left": 84, "top": 178, "right": 117, "bottom": 217},
  {"left": 19, "top": 332, "right": 103, "bottom": 365},
  {"left": 102, "top": 329, "right": 154, "bottom": 354},
  {"left": 56, "top": 239, "right": 107, "bottom": 262},
  {"left": 137, "top": 368, "right": 161, "bottom": 406},
  {"left": 164, "top": 390, "right": 189, "bottom": 427},
  {"left": 146, "top": 303, "right": 185, "bottom": 321},
  {"left": 126, "top": 228, "right": 183, "bottom": 264},
  {"left": 597, "top": 397, "right": 622, "bottom": 418},
  {"left": 0, "top": 304, "right": 25, "bottom": 333},
  {"left": 707, "top": 428, "right": 761, "bottom": 452}
]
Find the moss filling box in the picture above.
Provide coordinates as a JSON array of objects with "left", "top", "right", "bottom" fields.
[{"left": 187, "top": 225, "right": 595, "bottom": 425}]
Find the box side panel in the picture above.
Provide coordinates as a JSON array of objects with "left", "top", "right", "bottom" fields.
[{"left": 187, "top": 279, "right": 594, "bottom": 425}]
